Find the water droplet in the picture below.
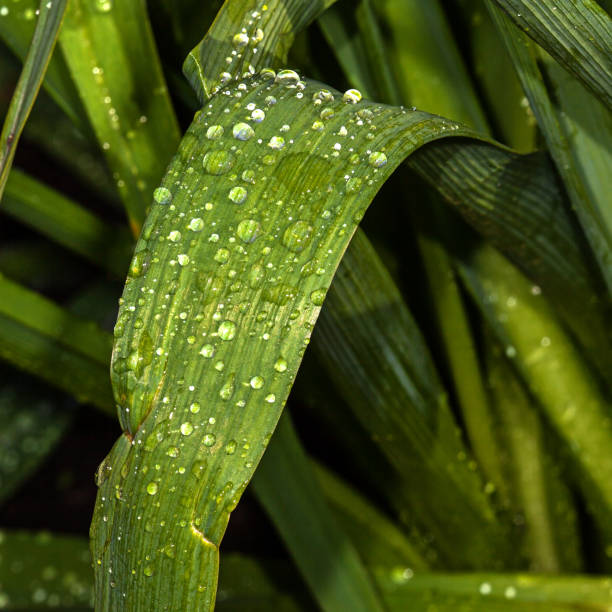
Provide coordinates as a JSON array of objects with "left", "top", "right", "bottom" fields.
[
  {"left": 310, "top": 289, "right": 326, "bottom": 305},
  {"left": 282, "top": 220, "right": 313, "bottom": 253},
  {"left": 312, "top": 89, "right": 334, "bottom": 103},
  {"left": 219, "top": 374, "right": 235, "bottom": 400},
  {"left": 143, "top": 566, "right": 154, "bottom": 577},
  {"left": 250, "top": 376, "right": 264, "bottom": 389},
  {"left": 168, "top": 230, "right": 181, "bottom": 242},
  {"left": 228, "top": 186, "right": 248, "bottom": 204},
  {"left": 343, "top": 88, "right": 362, "bottom": 103},
  {"left": 214, "top": 248, "right": 230, "bottom": 264},
  {"left": 249, "top": 264, "right": 265, "bottom": 288},
  {"left": 236, "top": 219, "right": 261, "bottom": 243},
  {"left": 218, "top": 321, "right": 236, "bottom": 340},
  {"left": 275, "top": 69, "right": 300, "bottom": 85},
  {"left": 312, "top": 120, "right": 324, "bottom": 131},
  {"left": 320, "top": 108, "right": 335, "bottom": 121},
  {"left": 265, "top": 394, "right": 276, "bottom": 403},
  {"left": 167, "top": 446, "right": 180, "bottom": 458},
  {"left": 232, "top": 122, "right": 255, "bottom": 141},
  {"left": 225, "top": 440, "right": 237, "bottom": 454},
  {"left": 232, "top": 32, "right": 249, "bottom": 48},
  {"left": 188, "top": 217, "right": 204, "bottom": 232},
  {"left": 479, "top": 582, "right": 492, "bottom": 595},
  {"left": 241, "top": 169, "right": 256, "bottom": 184},
  {"left": 190, "top": 402, "right": 201, "bottom": 414},
  {"left": 199, "top": 344, "right": 215, "bottom": 358},
  {"left": 153, "top": 187, "right": 172, "bottom": 204},
  {"left": 178, "top": 254, "right": 190, "bottom": 266},
  {"left": 268, "top": 136, "right": 285, "bottom": 150},
  {"left": 146, "top": 482, "right": 158, "bottom": 495},
  {"left": 203, "top": 150, "right": 235, "bottom": 175},
  {"left": 180, "top": 422, "right": 194, "bottom": 436},
  {"left": 130, "top": 251, "right": 146, "bottom": 277},
  {"left": 346, "top": 177, "right": 362, "bottom": 193},
  {"left": 368, "top": 151, "right": 387, "bottom": 167},
  {"left": 251, "top": 109, "right": 265, "bottom": 122},
  {"left": 94, "top": 0, "right": 113, "bottom": 13},
  {"left": 203, "top": 433, "right": 216, "bottom": 447},
  {"left": 274, "top": 357, "right": 288, "bottom": 373},
  {"left": 206, "top": 125, "right": 224, "bottom": 140}
]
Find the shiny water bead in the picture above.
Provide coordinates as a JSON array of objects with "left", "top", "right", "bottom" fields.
[
  {"left": 274, "top": 357, "right": 288, "bottom": 373},
  {"left": 167, "top": 446, "right": 180, "bottom": 458},
  {"left": 206, "top": 125, "right": 224, "bottom": 140},
  {"left": 180, "top": 422, "right": 194, "bottom": 436},
  {"left": 251, "top": 28, "right": 264, "bottom": 45},
  {"left": 203, "top": 150, "right": 235, "bottom": 175},
  {"left": 232, "top": 32, "right": 249, "bottom": 48},
  {"left": 146, "top": 482, "right": 158, "bottom": 495},
  {"left": 236, "top": 219, "right": 261, "bottom": 243},
  {"left": 94, "top": 0, "right": 113, "bottom": 13},
  {"left": 228, "top": 186, "right": 248, "bottom": 204},
  {"left": 343, "top": 88, "right": 362, "bottom": 103},
  {"left": 214, "top": 248, "right": 230, "bottom": 264},
  {"left": 268, "top": 136, "right": 285, "bottom": 150},
  {"left": 274, "top": 69, "right": 300, "bottom": 85},
  {"left": 260, "top": 68, "right": 276, "bottom": 80},
  {"left": 250, "top": 108, "right": 265, "bottom": 122},
  {"left": 346, "top": 177, "right": 362, "bottom": 193},
  {"left": 218, "top": 320, "right": 237, "bottom": 340},
  {"left": 233, "top": 122, "right": 255, "bottom": 141},
  {"left": 282, "top": 220, "right": 313, "bottom": 253},
  {"left": 199, "top": 344, "right": 214, "bottom": 358},
  {"left": 177, "top": 254, "right": 190, "bottom": 266},
  {"left": 153, "top": 187, "right": 172, "bottom": 204},
  {"left": 312, "top": 89, "right": 334, "bottom": 104},
  {"left": 310, "top": 289, "right": 326, "bottom": 305},
  {"left": 203, "top": 433, "right": 216, "bottom": 447},
  {"left": 312, "top": 120, "right": 324, "bottom": 131},
  {"left": 188, "top": 217, "right": 204, "bottom": 231},
  {"left": 250, "top": 376, "right": 264, "bottom": 389},
  {"left": 168, "top": 230, "right": 181, "bottom": 242},
  {"left": 368, "top": 151, "right": 388, "bottom": 168},
  {"left": 265, "top": 394, "right": 276, "bottom": 403}
]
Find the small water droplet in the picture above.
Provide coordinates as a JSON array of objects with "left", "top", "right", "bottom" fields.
[
  {"left": 236, "top": 219, "right": 261, "bottom": 243},
  {"left": 190, "top": 402, "right": 201, "bottom": 414},
  {"left": 188, "top": 217, "right": 204, "bottom": 232},
  {"left": 250, "top": 109, "right": 265, "bottom": 122},
  {"left": 167, "top": 446, "right": 180, "bottom": 458},
  {"left": 265, "top": 394, "right": 276, "bottom": 403},
  {"left": 218, "top": 321, "right": 237, "bottom": 340},
  {"left": 368, "top": 151, "right": 387, "bottom": 167},
  {"left": 203, "top": 150, "right": 235, "bottom": 175},
  {"left": 343, "top": 88, "right": 362, "bottom": 103},
  {"left": 274, "top": 357, "right": 288, "bottom": 373},
  {"left": 232, "top": 32, "right": 249, "bottom": 48},
  {"left": 180, "top": 422, "right": 194, "bottom": 436},
  {"left": 214, "top": 248, "right": 230, "bottom": 264},
  {"left": 250, "top": 376, "right": 264, "bottom": 389},
  {"left": 199, "top": 344, "right": 215, "bottom": 358},
  {"left": 228, "top": 186, "right": 248, "bottom": 204},
  {"left": 282, "top": 220, "right": 313, "bottom": 253},
  {"left": 310, "top": 289, "right": 326, "bottom": 305},
  {"left": 275, "top": 69, "right": 300, "bottom": 85},
  {"left": 232, "top": 122, "right": 254, "bottom": 141},
  {"left": 206, "top": 125, "right": 224, "bottom": 140},
  {"left": 146, "top": 482, "right": 158, "bottom": 495},
  {"left": 143, "top": 566, "right": 154, "bottom": 577},
  {"left": 168, "top": 230, "right": 182, "bottom": 242},
  {"left": 94, "top": 0, "right": 113, "bottom": 13},
  {"left": 178, "top": 254, "right": 190, "bottom": 266},
  {"left": 225, "top": 440, "right": 237, "bottom": 454},
  {"left": 268, "top": 136, "right": 285, "bottom": 150},
  {"left": 346, "top": 177, "right": 362, "bottom": 193},
  {"left": 153, "top": 187, "right": 172, "bottom": 204},
  {"left": 219, "top": 374, "right": 235, "bottom": 400},
  {"left": 203, "top": 433, "right": 216, "bottom": 447}
]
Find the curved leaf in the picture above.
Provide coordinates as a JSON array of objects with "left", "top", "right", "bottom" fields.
[
  {"left": 493, "top": 0, "right": 612, "bottom": 110},
  {"left": 0, "top": 0, "right": 67, "bottom": 200}
]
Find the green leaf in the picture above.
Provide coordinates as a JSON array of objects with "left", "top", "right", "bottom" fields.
[
  {"left": 0, "top": 0, "right": 67, "bottom": 200},
  {"left": 0, "top": 274, "right": 114, "bottom": 413},
  {"left": 492, "top": 0, "right": 612, "bottom": 110},
  {"left": 0, "top": 530, "right": 93, "bottom": 610},
  {"left": 0, "top": 369, "right": 72, "bottom": 507},
  {"left": 183, "top": 0, "right": 339, "bottom": 104},
  {"left": 0, "top": 0, "right": 88, "bottom": 131},
  {"left": 3, "top": 169, "right": 131, "bottom": 277},
  {"left": 459, "top": 244, "right": 612, "bottom": 550},
  {"left": 253, "top": 414, "right": 386, "bottom": 612},
  {"left": 487, "top": 2, "right": 612, "bottom": 294},
  {"left": 59, "top": 0, "right": 180, "bottom": 233}
]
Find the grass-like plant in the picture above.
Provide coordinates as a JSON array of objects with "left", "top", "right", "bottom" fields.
[{"left": 0, "top": 0, "right": 611, "bottom": 610}]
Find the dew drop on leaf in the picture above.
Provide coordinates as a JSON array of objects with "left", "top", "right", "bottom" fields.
[
  {"left": 218, "top": 321, "right": 237, "bottom": 341},
  {"left": 236, "top": 219, "right": 261, "bottom": 243},
  {"left": 153, "top": 187, "right": 172, "bottom": 205},
  {"left": 203, "top": 150, "right": 236, "bottom": 175}
]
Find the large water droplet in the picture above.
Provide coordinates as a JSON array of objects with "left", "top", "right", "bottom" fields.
[
  {"left": 268, "top": 136, "right": 285, "bottom": 150},
  {"left": 251, "top": 109, "right": 265, "bottom": 122},
  {"left": 282, "top": 220, "right": 313, "bottom": 253},
  {"left": 310, "top": 289, "right": 326, "bottom": 306},
  {"left": 218, "top": 320, "right": 237, "bottom": 341},
  {"left": 188, "top": 217, "right": 204, "bottom": 232},
  {"left": 203, "top": 150, "right": 235, "bottom": 175},
  {"left": 236, "top": 219, "right": 261, "bottom": 243},
  {"left": 274, "top": 357, "right": 288, "bottom": 373},
  {"left": 177, "top": 254, "right": 190, "bottom": 266},
  {"left": 180, "top": 422, "right": 194, "bottom": 436},
  {"left": 250, "top": 376, "right": 264, "bottom": 389},
  {"left": 146, "top": 482, "right": 158, "bottom": 495},
  {"left": 232, "top": 122, "right": 255, "bottom": 141},
  {"left": 203, "top": 433, "right": 216, "bottom": 447},
  {"left": 168, "top": 230, "right": 182, "bottom": 242}
]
